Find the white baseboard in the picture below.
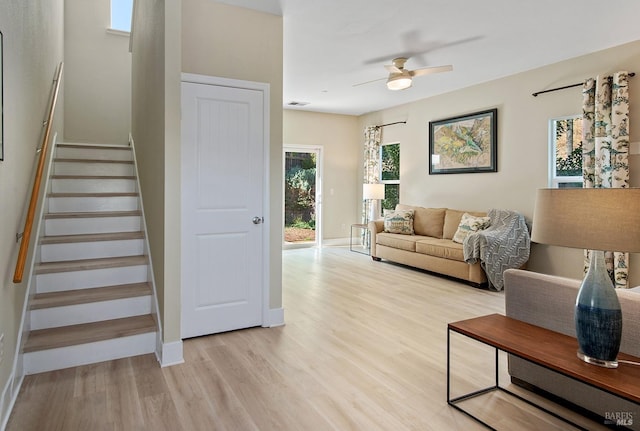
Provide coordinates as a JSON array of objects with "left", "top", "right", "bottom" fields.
[
  {"left": 267, "top": 307, "right": 285, "bottom": 327},
  {"left": 321, "top": 237, "right": 350, "bottom": 247},
  {"left": 158, "top": 340, "right": 184, "bottom": 367}
]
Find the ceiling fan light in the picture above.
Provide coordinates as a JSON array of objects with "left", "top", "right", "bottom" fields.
[{"left": 386, "top": 75, "right": 412, "bottom": 90}]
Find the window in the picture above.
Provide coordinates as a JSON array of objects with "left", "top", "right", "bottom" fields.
[
  {"left": 550, "top": 115, "right": 583, "bottom": 188},
  {"left": 110, "top": 0, "right": 133, "bottom": 32},
  {"left": 380, "top": 142, "right": 400, "bottom": 212}
]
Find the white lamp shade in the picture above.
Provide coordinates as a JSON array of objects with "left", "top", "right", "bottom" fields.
[{"left": 363, "top": 183, "right": 385, "bottom": 200}]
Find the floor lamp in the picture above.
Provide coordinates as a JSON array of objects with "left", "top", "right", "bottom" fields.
[
  {"left": 363, "top": 183, "right": 385, "bottom": 223},
  {"left": 531, "top": 188, "right": 640, "bottom": 368}
]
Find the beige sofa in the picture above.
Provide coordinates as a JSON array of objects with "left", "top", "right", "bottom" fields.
[
  {"left": 504, "top": 269, "right": 640, "bottom": 429},
  {"left": 368, "top": 204, "right": 487, "bottom": 285}
]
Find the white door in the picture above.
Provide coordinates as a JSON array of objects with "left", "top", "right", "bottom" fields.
[{"left": 181, "top": 79, "right": 266, "bottom": 338}]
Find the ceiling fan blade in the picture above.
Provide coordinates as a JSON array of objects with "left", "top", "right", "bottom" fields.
[
  {"left": 384, "top": 64, "right": 402, "bottom": 74},
  {"left": 410, "top": 65, "right": 453, "bottom": 77},
  {"left": 352, "top": 76, "right": 387, "bottom": 87},
  {"left": 363, "top": 35, "right": 483, "bottom": 65}
]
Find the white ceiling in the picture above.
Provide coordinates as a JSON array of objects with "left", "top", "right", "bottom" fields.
[{"left": 217, "top": 0, "right": 640, "bottom": 116}]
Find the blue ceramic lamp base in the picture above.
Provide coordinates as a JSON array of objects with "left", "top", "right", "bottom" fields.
[{"left": 574, "top": 250, "right": 622, "bottom": 369}]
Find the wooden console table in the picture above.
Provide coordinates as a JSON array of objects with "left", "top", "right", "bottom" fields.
[{"left": 447, "top": 314, "right": 640, "bottom": 430}]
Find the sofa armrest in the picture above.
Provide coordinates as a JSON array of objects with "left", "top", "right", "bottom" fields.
[
  {"left": 368, "top": 220, "right": 384, "bottom": 257},
  {"left": 368, "top": 220, "right": 384, "bottom": 233},
  {"left": 504, "top": 269, "right": 578, "bottom": 337}
]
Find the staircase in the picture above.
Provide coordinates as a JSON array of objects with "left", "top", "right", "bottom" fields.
[{"left": 22, "top": 143, "right": 158, "bottom": 374}]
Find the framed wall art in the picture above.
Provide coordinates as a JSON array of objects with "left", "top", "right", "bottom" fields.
[{"left": 429, "top": 108, "right": 497, "bottom": 174}]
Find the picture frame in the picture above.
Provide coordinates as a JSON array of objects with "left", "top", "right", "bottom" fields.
[{"left": 429, "top": 108, "right": 497, "bottom": 174}]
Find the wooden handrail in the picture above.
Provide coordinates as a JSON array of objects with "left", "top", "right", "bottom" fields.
[{"left": 13, "top": 62, "right": 64, "bottom": 283}]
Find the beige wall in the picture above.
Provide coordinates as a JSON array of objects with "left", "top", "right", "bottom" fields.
[
  {"left": 131, "top": 0, "right": 182, "bottom": 344},
  {"left": 182, "top": 1, "right": 284, "bottom": 308},
  {"left": 64, "top": 0, "right": 131, "bottom": 144},
  {"left": 0, "top": 0, "right": 64, "bottom": 417},
  {"left": 164, "top": 0, "right": 182, "bottom": 344},
  {"left": 358, "top": 40, "right": 640, "bottom": 285},
  {"left": 283, "top": 110, "right": 360, "bottom": 240}
]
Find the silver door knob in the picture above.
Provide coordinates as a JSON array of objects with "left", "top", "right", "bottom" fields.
[{"left": 252, "top": 217, "right": 263, "bottom": 224}]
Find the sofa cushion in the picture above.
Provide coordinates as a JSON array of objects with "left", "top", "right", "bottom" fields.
[
  {"left": 396, "top": 205, "right": 446, "bottom": 238},
  {"left": 376, "top": 232, "right": 423, "bottom": 252},
  {"left": 443, "top": 209, "right": 487, "bottom": 239},
  {"left": 383, "top": 209, "right": 414, "bottom": 235},
  {"left": 415, "top": 238, "right": 465, "bottom": 262},
  {"left": 452, "top": 213, "right": 491, "bottom": 244}
]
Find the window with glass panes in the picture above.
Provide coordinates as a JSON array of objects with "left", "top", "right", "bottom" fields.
[
  {"left": 380, "top": 142, "right": 400, "bottom": 213},
  {"left": 550, "top": 116, "right": 583, "bottom": 188}
]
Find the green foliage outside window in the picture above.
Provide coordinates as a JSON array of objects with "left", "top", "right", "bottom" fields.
[
  {"left": 284, "top": 152, "right": 316, "bottom": 227},
  {"left": 382, "top": 184, "right": 399, "bottom": 211},
  {"left": 381, "top": 143, "right": 400, "bottom": 181},
  {"left": 556, "top": 144, "right": 583, "bottom": 177},
  {"left": 554, "top": 117, "right": 583, "bottom": 178},
  {"left": 380, "top": 143, "right": 400, "bottom": 211}
]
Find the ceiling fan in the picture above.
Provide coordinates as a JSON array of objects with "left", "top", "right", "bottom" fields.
[{"left": 354, "top": 57, "right": 453, "bottom": 91}]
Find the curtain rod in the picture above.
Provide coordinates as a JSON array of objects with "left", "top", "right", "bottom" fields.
[
  {"left": 376, "top": 121, "right": 406, "bottom": 128},
  {"left": 532, "top": 72, "right": 635, "bottom": 97}
]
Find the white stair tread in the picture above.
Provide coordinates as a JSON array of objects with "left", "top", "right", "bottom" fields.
[
  {"left": 35, "top": 255, "right": 148, "bottom": 274},
  {"left": 23, "top": 314, "right": 156, "bottom": 352}
]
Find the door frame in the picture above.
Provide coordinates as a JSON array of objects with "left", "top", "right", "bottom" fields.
[
  {"left": 282, "top": 144, "right": 323, "bottom": 249},
  {"left": 180, "top": 72, "right": 271, "bottom": 329}
]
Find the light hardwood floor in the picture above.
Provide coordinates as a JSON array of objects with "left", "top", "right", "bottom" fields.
[{"left": 7, "top": 247, "right": 606, "bottom": 430}]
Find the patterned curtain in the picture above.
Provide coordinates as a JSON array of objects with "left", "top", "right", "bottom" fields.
[
  {"left": 362, "top": 126, "right": 382, "bottom": 223},
  {"left": 582, "top": 72, "right": 630, "bottom": 288}
]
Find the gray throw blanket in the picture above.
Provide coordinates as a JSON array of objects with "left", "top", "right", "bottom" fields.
[{"left": 463, "top": 209, "right": 530, "bottom": 291}]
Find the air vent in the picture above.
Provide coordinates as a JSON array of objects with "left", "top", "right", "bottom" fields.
[{"left": 287, "top": 101, "right": 310, "bottom": 107}]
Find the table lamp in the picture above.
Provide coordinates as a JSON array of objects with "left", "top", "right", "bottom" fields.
[
  {"left": 531, "top": 188, "right": 640, "bottom": 368},
  {"left": 363, "top": 183, "right": 385, "bottom": 223}
]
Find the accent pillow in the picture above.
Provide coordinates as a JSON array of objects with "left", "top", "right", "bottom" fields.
[
  {"left": 383, "top": 209, "right": 415, "bottom": 235},
  {"left": 452, "top": 213, "right": 491, "bottom": 244},
  {"left": 412, "top": 207, "right": 446, "bottom": 238}
]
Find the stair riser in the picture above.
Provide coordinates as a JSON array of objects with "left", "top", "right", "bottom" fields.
[
  {"left": 36, "top": 265, "right": 148, "bottom": 293},
  {"left": 30, "top": 296, "right": 152, "bottom": 330},
  {"left": 53, "top": 162, "right": 134, "bottom": 176},
  {"left": 48, "top": 196, "right": 138, "bottom": 213},
  {"left": 44, "top": 216, "right": 142, "bottom": 236},
  {"left": 40, "top": 239, "right": 145, "bottom": 262},
  {"left": 23, "top": 332, "right": 156, "bottom": 375},
  {"left": 56, "top": 146, "right": 132, "bottom": 161},
  {"left": 51, "top": 178, "right": 137, "bottom": 194}
]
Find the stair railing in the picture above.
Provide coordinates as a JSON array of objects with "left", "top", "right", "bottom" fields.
[{"left": 13, "top": 62, "right": 64, "bottom": 283}]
